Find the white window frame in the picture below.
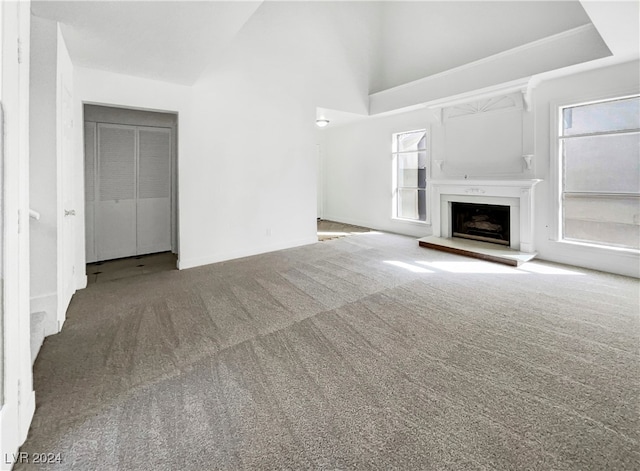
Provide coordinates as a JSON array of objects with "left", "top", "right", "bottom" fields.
[
  {"left": 391, "top": 129, "right": 430, "bottom": 225},
  {"left": 552, "top": 92, "right": 640, "bottom": 252}
]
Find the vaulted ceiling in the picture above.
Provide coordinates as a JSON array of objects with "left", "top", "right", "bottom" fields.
[
  {"left": 31, "top": 0, "right": 263, "bottom": 85},
  {"left": 372, "top": 1, "right": 593, "bottom": 92},
  {"left": 31, "top": 1, "right": 638, "bottom": 96}
]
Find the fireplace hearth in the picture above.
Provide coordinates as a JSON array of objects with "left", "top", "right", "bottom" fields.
[{"left": 451, "top": 202, "right": 510, "bottom": 246}]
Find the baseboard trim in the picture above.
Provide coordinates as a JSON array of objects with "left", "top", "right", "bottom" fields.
[
  {"left": 322, "top": 214, "right": 430, "bottom": 238},
  {"left": 20, "top": 391, "right": 36, "bottom": 443},
  {"left": 76, "top": 274, "right": 87, "bottom": 290},
  {"left": 178, "top": 236, "right": 318, "bottom": 270}
]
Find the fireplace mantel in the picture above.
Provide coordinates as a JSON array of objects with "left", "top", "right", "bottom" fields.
[
  {"left": 431, "top": 179, "right": 542, "bottom": 189},
  {"left": 430, "top": 179, "right": 542, "bottom": 253}
]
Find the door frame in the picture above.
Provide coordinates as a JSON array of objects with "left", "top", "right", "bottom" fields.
[
  {"left": 1, "top": 1, "right": 35, "bottom": 465},
  {"left": 81, "top": 103, "right": 179, "bottom": 265}
]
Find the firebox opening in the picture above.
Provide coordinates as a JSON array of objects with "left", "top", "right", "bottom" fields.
[{"left": 451, "top": 202, "right": 510, "bottom": 246}]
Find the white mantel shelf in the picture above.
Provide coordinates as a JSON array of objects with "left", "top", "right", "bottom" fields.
[
  {"left": 430, "top": 179, "right": 542, "bottom": 188},
  {"left": 430, "top": 179, "right": 542, "bottom": 253}
]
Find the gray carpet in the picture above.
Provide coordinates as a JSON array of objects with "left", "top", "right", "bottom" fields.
[
  {"left": 86, "top": 252, "right": 178, "bottom": 284},
  {"left": 18, "top": 231, "right": 640, "bottom": 470}
]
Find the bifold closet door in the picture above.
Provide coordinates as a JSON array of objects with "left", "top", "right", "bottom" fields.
[
  {"left": 96, "top": 124, "right": 137, "bottom": 260},
  {"left": 137, "top": 127, "right": 171, "bottom": 254},
  {"left": 85, "top": 122, "right": 97, "bottom": 262},
  {"left": 91, "top": 123, "right": 172, "bottom": 261}
]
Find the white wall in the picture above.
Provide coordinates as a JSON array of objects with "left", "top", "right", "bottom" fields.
[
  {"left": 73, "top": 3, "right": 378, "bottom": 273},
  {"left": 29, "top": 16, "right": 58, "bottom": 335},
  {"left": 532, "top": 60, "right": 640, "bottom": 277},
  {"left": 322, "top": 60, "right": 640, "bottom": 277},
  {"left": 322, "top": 108, "right": 437, "bottom": 238},
  {"left": 67, "top": 2, "right": 377, "bottom": 273},
  {"left": 179, "top": 1, "right": 377, "bottom": 268}
]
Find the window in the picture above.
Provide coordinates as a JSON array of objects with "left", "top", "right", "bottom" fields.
[
  {"left": 392, "top": 129, "right": 428, "bottom": 222},
  {"left": 559, "top": 95, "right": 640, "bottom": 250}
]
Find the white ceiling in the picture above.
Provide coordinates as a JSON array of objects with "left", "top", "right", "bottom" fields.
[
  {"left": 30, "top": 1, "right": 636, "bottom": 93},
  {"left": 579, "top": 0, "right": 640, "bottom": 61},
  {"left": 373, "top": 1, "right": 593, "bottom": 92},
  {"left": 31, "top": 1, "right": 263, "bottom": 85}
]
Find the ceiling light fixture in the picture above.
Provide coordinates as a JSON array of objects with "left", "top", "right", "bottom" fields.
[{"left": 316, "top": 119, "right": 330, "bottom": 128}]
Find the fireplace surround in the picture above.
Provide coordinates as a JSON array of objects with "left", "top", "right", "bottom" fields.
[{"left": 430, "top": 179, "right": 542, "bottom": 253}]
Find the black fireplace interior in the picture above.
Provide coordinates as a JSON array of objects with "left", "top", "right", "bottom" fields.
[{"left": 451, "top": 202, "right": 510, "bottom": 246}]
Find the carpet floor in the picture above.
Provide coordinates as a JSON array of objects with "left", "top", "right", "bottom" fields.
[
  {"left": 18, "top": 231, "right": 639, "bottom": 470},
  {"left": 86, "top": 252, "right": 178, "bottom": 285}
]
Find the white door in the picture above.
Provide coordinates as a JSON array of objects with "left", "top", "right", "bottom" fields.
[
  {"left": 96, "top": 124, "right": 137, "bottom": 260},
  {"left": 92, "top": 124, "right": 172, "bottom": 261},
  {"left": 316, "top": 144, "right": 323, "bottom": 219},
  {"left": 59, "top": 81, "right": 76, "bottom": 317},
  {"left": 137, "top": 127, "right": 172, "bottom": 254},
  {"left": 84, "top": 122, "right": 97, "bottom": 262}
]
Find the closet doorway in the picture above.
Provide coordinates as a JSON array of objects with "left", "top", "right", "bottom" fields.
[{"left": 84, "top": 105, "right": 178, "bottom": 267}]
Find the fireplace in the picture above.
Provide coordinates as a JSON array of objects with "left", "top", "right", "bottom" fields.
[
  {"left": 428, "top": 179, "right": 542, "bottom": 253},
  {"left": 451, "top": 202, "right": 510, "bottom": 246}
]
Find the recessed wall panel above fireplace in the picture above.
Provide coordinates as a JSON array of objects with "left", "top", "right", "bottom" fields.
[{"left": 430, "top": 91, "right": 536, "bottom": 181}]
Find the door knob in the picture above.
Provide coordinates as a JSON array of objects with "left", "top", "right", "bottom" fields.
[{"left": 64, "top": 209, "right": 76, "bottom": 217}]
